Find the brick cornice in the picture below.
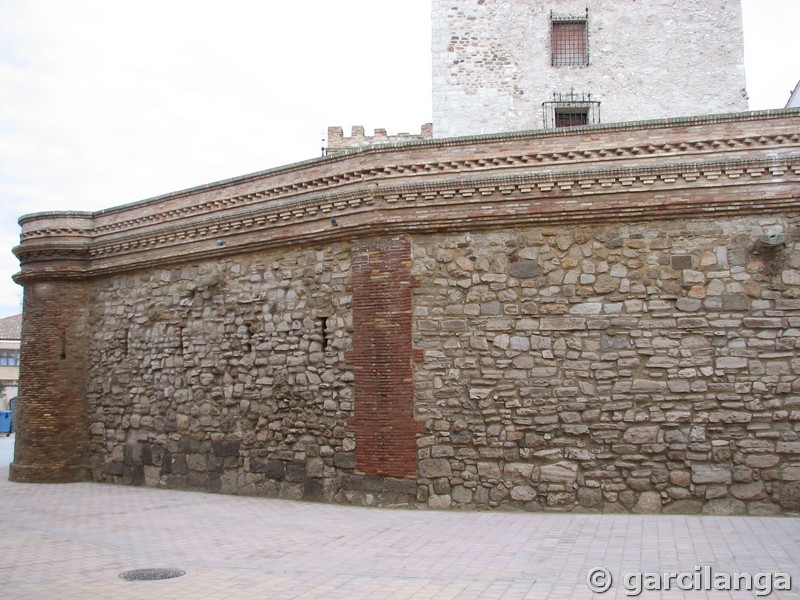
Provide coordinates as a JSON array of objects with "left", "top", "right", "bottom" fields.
[
  {"left": 19, "top": 130, "right": 795, "bottom": 244},
  {"left": 14, "top": 112, "right": 800, "bottom": 280}
]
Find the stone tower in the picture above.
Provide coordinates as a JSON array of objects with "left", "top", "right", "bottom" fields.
[{"left": 432, "top": 0, "right": 748, "bottom": 138}]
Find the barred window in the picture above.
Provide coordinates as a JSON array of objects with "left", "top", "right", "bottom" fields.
[
  {"left": 552, "top": 16, "right": 588, "bottom": 66},
  {"left": 555, "top": 108, "right": 588, "bottom": 128},
  {"left": 543, "top": 91, "right": 600, "bottom": 129}
]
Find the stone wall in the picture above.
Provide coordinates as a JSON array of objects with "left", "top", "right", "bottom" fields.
[
  {"left": 86, "top": 244, "right": 361, "bottom": 502},
  {"left": 432, "top": 0, "right": 747, "bottom": 137},
  {"left": 11, "top": 110, "right": 800, "bottom": 514},
  {"left": 81, "top": 214, "right": 800, "bottom": 515},
  {"left": 411, "top": 219, "right": 800, "bottom": 514}
]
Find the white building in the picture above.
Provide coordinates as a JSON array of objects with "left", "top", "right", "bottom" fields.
[
  {"left": 0, "top": 314, "right": 21, "bottom": 410},
  {"left": 432, "top": 0, "right": 749, "bottom": 137}
]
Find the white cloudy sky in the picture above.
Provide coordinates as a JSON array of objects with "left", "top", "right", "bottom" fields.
[{"left": 0, "top": 0, "right": 798, "bottom": 318}]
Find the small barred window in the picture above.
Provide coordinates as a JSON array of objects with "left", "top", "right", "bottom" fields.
[{"left": 551, "top": 13, "right": 588, "bottom": 67}]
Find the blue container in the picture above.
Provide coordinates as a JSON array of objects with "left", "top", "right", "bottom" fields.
[{"left": 0, "top": 411, "right": 11, "bottom": 434}]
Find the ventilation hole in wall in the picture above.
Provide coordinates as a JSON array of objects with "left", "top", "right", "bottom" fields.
[
  {"left": 59, "top": 329, "right": 67, "bottom": 360},
  {"left": 176, "top": 323, "right": 186, "bottom": 357},
  {"left": 243, "top": 320, "right": 253, "bottom": 353},
  {"left": 319, "top": 317, "right": 331, "bottom": 350}
]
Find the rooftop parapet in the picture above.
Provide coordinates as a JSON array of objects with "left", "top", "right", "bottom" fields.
[{"left": 327, "top": 124, "right": 433, "bottom": 155}]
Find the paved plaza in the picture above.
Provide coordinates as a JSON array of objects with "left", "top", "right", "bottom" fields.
[{"left": 1, "top": 436, "right": 799, "bottom": 599}]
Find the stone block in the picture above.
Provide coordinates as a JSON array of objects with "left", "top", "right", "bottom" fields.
[
  {"left": 669, "top": 471, "right": 691, "bottom": 487},
  {"left": 538, "top": 317, "right": 586, "bottom": 331},
  {"left": 691, "top": 465, "right": 731, "bottom": 484},
  {"left": 721, "top": 293, "right": 749, "bottom": 310},
  {"left": 715, "top": 357, "right": 747, "bottom": 369},
  {"left": 631, "top": 379, "right": 667, "bottom": 393},
  {"left": 452, "top": 485, "right": 473, "bottom": 504},
  {"left": 632, "top": 491, "right": 662, "bottom": 514},
  {"left": 285, "top": 460, "right": 307, "bottom": 483},
  {"left": 419, "top": 458, "right": 453, "bottom": 478},
  {"left": 577, "top": 487, "right": 603, "bottom": 508},
  {"left": 671, "top": 255, "right": 693, "bottom": 269},
  {"left": 663, "top": 499, "right": 704, "bottom": 514},
  {"left": 508, "top": 260, "right": 542, "bottom": 278},
  {"left": 302, "top": 478, "right": 325, "bottom": 501},
  {"left": 780, "top": 482, "right": 800, "bottom": 511},
  {"left": 510, "top": 485, "right": 537, "bottom": 502},
  {"left": 702, "top": 498, "right": 746, "bottom": 515},
  {"left": 384, "top": 477, "right": 418, "bottom": 495},
  {"left": 505, "top": 462, "right": 534, "bottom": 479},
  {"left": 747, "top": 502, "right": 781, "bottom": 516},
  {"left": 730, "top": 481, "right": 766, "bottom": 500},
  {"left": 333, "top": 452, "right": 356, "bottom": 469},
  {"left": 782, "top": 467, "right": 800, "bottom": 481},
  {"left": 777, "top": 442, "right": 800, "bottom": 454},
  {"left": 537, "top": 461, "right": 578, "bottom": 483},
  {"left": 622, "top": 426, "right": 659, "bottom": 444},
  {"left": 745, "top": 454, "right": 780, "bottom": 468}
]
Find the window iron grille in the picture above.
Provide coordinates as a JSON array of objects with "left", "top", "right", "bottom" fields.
[
  {"left": 551, "top": 9, "right": 589, "bottom": 67},
  {"left": 542, "top": 90, "right": 601, "bottom": 129}
]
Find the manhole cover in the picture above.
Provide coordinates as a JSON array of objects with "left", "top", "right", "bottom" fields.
[{"left": 119, "top": 568, "right": 186, "bottom": 581}]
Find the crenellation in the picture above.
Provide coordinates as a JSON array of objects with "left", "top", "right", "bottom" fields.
[{"left": 326, "top": 124, "right": 434, "bottom": 155}]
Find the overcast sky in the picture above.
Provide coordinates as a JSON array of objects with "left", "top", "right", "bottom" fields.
[{"left": 0, "top": 0, "right": 798, "bottom": 318}]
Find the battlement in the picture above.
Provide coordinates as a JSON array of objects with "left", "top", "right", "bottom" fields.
[{"left": 326, "top": 124, "right": 433, "bottom": 155}]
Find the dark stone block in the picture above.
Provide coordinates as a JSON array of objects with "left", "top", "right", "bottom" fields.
[
  {"left": 670, "top": 255, "right": 693, "bottom": 269},
  {"left": 780, "top": 481, "right": 800, "bottom": 511},
  {"left": 251, "top": 458, "right": 286, "bottom": 480},
  {"left": 126, "top": 463, "right": 144, "bottom": 486},
  {"left": 141, "top": 444, "right": 153, "bottom": 466},
  {"left": 334, "top": 452, "right": 356, "bottom": 469},
  {"left": 508, "top": 259, "right": 542, "bottom": 279},
  {"left": 170, "top": 454, "right": 187, "bottom": 475},
  {"left": 341, "top": 473, "right": 360, "bottom": 490},
  {"left": 577, "top": 487, "right": 603, "bottom": 508},
  {"left": 105, "top": 462, "right": 124, "bottom": 477},
  {"left": 452, "top": 431, "right": 473, "bottom": 444},
  {"left": 212, "top": 440, "right": 241, "bottom": 457},
  {"left": 303, "top": 478, "right": 325, "bottom": 501},
  {"left": 207, "top": 473, "right": 221, "bottom": 493},
  {"left": 384, "top": 477, "right": 418, "bottom": 495},
  {"left": 186, "top": 470, "right": 207, "bottom": 490},
  {"left": 123, "top": 444, "right": 138, "bottom": 465},
  {"left": 362, "top": 476, "right": 385, "bottom": 492},
  {"left": 721, "top": 293, "right": 749, "bottom": 311},
  {"left": 285, "top": 460, "right": 307, "bottom": 483},
  {"left": 141, "top": 444, "right": 163, "bottom": 466}
]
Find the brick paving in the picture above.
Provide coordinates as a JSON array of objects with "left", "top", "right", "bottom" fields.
[{"left": 1, "top": 436, "right": 798, "bottom": 599}]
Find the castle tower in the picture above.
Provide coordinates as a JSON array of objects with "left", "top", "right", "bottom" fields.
[{"left": 432, "top": 0, "right": 748, "bottom": 138}]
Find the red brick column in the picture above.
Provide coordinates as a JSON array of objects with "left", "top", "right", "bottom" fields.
[
  {"left": 10, "top": 279, "right": 89, "bottom": 483},
  {"left": 349, "top": 236, "right": 422, "bottom": 479}
]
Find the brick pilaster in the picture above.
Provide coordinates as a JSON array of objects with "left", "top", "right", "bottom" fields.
[
  {"left": 349, "top": 236, "right": 422, "bottom": 479},
  {"left": 10, "top": 280, "right": 89, "bottom": 482}
]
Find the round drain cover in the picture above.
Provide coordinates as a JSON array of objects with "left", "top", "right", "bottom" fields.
[{"left": 119, "top": 568, "right": 186, "bottom": 581}]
